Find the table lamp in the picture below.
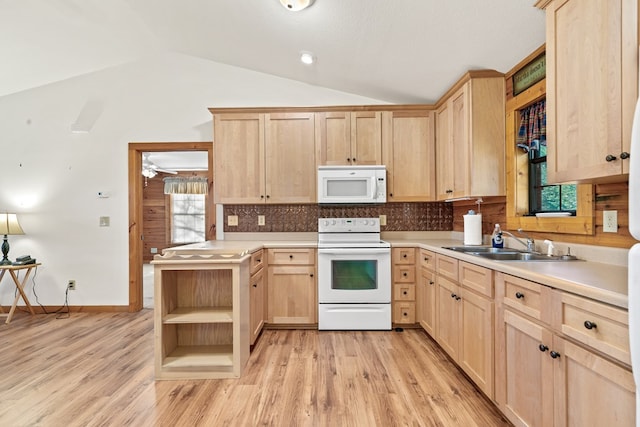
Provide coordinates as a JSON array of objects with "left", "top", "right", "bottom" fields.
[{"left": 0, "top": 213, "right": 25, "bottom": 265}]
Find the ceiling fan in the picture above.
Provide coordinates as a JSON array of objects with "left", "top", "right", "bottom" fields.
[{"left": 142, "top": 153, "right": 178, "bottom": 178}]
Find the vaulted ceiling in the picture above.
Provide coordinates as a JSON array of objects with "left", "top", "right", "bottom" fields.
[{"left": 0, "top": 0, "right": 545, "bottom": 103}]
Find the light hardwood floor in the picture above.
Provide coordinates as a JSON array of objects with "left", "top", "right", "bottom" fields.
[{"left": 0, "top": 310, "right": 510, "bottom": 426}]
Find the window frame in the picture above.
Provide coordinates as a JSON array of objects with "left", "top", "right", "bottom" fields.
[{"left": 505, "top": 56, "right": 594, "bottom": 236}]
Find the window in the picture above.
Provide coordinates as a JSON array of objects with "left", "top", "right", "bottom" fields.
[
  {"left": 518, "top": 99, "right": 576, "bottom": 215},
  {"left": 171, "top": 194, "right": 205, "bottom": 244}
]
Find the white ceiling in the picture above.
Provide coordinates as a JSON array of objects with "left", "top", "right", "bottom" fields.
[
  {"left": 0, "top": 0, "right": 545, "bottom": 103},
  {"left": 144, "top": 151, "right": 208, "bottom": 171}
]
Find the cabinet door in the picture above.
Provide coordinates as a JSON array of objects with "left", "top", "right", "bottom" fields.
[
  {"left": 435, "top": 275, "right": 460, "bottom": 359},
  {"left": 417, "top": 267, "right": 436, "bottom": 337},
  {"left": 267, "top": 265, "right": 316, "bottom": 324},
  {"left": 459, "top": 288, "right": 494, "bottom": 399},
  {"left": 546, "top": 0, "right": 637, "bottom": 181},
  {"left": 213, "top": 113, "right": 265, "bottom": 204},
  {"left": 350, "top": 111, "right": 382, "bottom": 165},
  {"left": 383, "top": 111, "right": 436, "bottom": 201},
  {"left": 316, "top": 111, "right": 352, "bottom": 165},
  {"left": 552, "top": 336, "right": 635, "bottom": 427},
  {"left": 265, "top": 113, "right": 316, "bottom": 203},
  {"left": 249, "top": 268, "right": 265, "bottom": 345},
  {"left": 435, "top": 102, "right": 453, "bottom": 200},
  {"left": 450, "top": 85, "right": 469, "bottom": 199},
  {"left": 496, "top": 309, "right": 554, "bottom": 427}
]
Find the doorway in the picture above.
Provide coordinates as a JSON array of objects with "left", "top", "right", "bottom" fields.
[{"left": 128, "top": 142, "right": 214, "bottom": 312}]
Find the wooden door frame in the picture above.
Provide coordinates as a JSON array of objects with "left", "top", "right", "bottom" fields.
[{"left": 128, "top": 142, "right": 214, "bottom": 312}]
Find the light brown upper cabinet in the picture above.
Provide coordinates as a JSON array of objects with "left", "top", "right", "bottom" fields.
[
  {"left": 213, "top": 112, "right": 316, "bottom": 204},
  {"left": 316, "top": 111, "right": 382, "bottom": 165},
  {"left": 382, "top": 110, "right": 436, "bottom": 201},
  {"left": 539, "top": 0, "right": 637, "bottom": 183},
  {"left": 435, "top": 71, "right": 506, "bottom": 201}
]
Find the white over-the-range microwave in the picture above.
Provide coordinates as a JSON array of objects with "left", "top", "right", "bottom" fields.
[{"left": 317, "top": 165, "right": 387, "bottom": 204}]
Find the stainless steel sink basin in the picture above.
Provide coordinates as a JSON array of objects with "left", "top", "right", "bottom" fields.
[
  {"left": 474, "top": 252, "right": 565, "bottom": 261},
  {"left": 442, "top": 246, "right": 579, "bottom": 262},
  {"left": 441, "top": 246, "right": 522, "bottom": 254}
]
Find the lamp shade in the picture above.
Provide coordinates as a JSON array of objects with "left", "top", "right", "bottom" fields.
[{"left": 0, "top": 214, "right": 25, "bottom": 235}]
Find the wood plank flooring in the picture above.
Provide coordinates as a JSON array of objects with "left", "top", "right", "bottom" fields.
[{"left": 0, "top": 310, "right": 510, "bottom": 426}]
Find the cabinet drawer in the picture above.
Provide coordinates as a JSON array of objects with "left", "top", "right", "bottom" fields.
[
  {"left": 496, "top": 273, "right": 552, "bottom": 323},
  {"left": 394, "top": 283, "right": 415, "bottom": 301},
  {"left": 393, "top": 264, "right": 416, "bottom": 283},
  {"left": 393, "top": 301, "right": 416, "bottom": 324},
  {"left": 436, "top": 254, "right": 459, "bottom": 282},
  {"left": 459, "top": 261, "right": 493, "bottom": 298},
  {"left": 419, "top": 249, "right": 436, "bottom": 271},
  {"left": 393, "top": 247, "right": 416, "bottom": 264},
  {"left": 268, "top": 248, "right": 315, "bottom": 265},
  {"left": 250, "top": 249, "right": 264, "bottom": 275},
  {"left": 554, "top": 291, "right": 630, "bottom": 366}
]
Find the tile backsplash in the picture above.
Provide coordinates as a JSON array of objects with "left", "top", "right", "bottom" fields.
[{"left": 223, "top": 202, "right": 453, "bottom": 232}]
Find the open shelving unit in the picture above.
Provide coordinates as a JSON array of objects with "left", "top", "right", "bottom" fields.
[{"left": 153, "top": 254, "right": 250, "bottom": 380}]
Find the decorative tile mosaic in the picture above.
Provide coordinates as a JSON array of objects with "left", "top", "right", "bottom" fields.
[{"left": 223, "top": 202, "right": 453, "bottom": 233}]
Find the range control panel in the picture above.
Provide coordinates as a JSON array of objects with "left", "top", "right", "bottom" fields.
[{"left": 318, "top": 217, "right": 380, "bottom": 233}]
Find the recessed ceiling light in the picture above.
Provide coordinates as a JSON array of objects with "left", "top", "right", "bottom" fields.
[
  {"left": 279, "top": 0, "right": 315, "bottom": 11},
  {"left": 300, "top": 51, "right": 315, "bottom": 65}
]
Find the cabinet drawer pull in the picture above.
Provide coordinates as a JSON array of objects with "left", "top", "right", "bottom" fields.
[
  {"left": 252, "top": 284, "right": 257, "bottom": 288},
  {"left": 584, "top": 320, "right": 597, "bottom": 330},
  {"left": 620, "top": 151, "right": 630, "bottom": 159},
  {"left": 451, "top": 293, "right": 457, "bottom": 298},
  {"left": 403, "top": 290, "right": 407, "bottom": 295},
  {"left": 403, "top": 272, "right": 408, "bottom": 277},
  {"left": 515, "top": 292, "right": 524, "bottom": 299},
  {"left": 289, "top": 255, "right": 294, "bottom": 259},
  {"left": 550, "top": 351, "right": 561, "bottom": 359},
  {"left": 455, "top": 296, "right": 461, "bottom": 301},
  {"left": 605, "top": 154, "right": 617, "bottom": 162},
  {"left": 539, "top": 344, "right": 549, "bottom": 352},
  {"left": 403, "top": 254, "right": 408, "bottom": 258},
  {"left": 403, "top": 311, "right": 408, "bottom": 316},
  {"left": 429, "top": 280, "right": 434, "bottom": 285}
]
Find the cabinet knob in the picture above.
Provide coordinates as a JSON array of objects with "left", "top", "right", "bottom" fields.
[
  {"left": 403, "top": 290, "right": 408, "bottom": 295},
  {"left": 252, "top": 284, "right": 257, "bottom": 288},
  {"left": 347, "top": 158, "right": 351, "bottom": 162},
  {"left": 289, "top": 255, "right": 293, "bottom": 259},
  {"left": 403, "top": 311, "right": 408, "bottom": 317},
  {"left": 583, "top": 320, "right": 597, "bottom": 330},
  {"left": 310, "top": 273, "right": 314, "bottom": 277},
  {"left": 605, "top": 154, "right": 617, "bottom": 162},
  {"left": 429, "top": 280, "right": 434, "bottom": 285},
  {"left": 455, "top": 296, "right": 461, "bottom": 301},
  {"left": 260, "top": 195, "right": 264, "bottom": 199},
  {"left": 352, "top": 158, "right": 356, "bottom": 162},
  {"left": 451, "top": 293, "right": 456, "bottom": 298},
  {"left": 266, "top": 195, "right": 270, "bottom": 199},
  {"left": 550, "top": 351, "right": 561, "bottom": 359},
  {"left": 257, "top": 259, "right": 261, "bottom": 263},
  {"left": 620, "top": 151, "right": 630, "bottom": 159},
  {"left": 403, "top": 272, "right": 408, "bottom": 277},
  {"left": 539, "top": 344, "right": 549, "bottom": 352},
  {"left": 515, "top": 292, "right": 524, "bottom": 299},
  {"left": 446, "top": 189, "right": 453, "bottom": 194},
  {"left": 424, "top": 257, "right": 430, "bottom": 261},
  {"left": 403, "top": 254, "right": 407, "bottom": 258},
  {"left": 389, "top": 193, "right": 393, "bottom": 197}
]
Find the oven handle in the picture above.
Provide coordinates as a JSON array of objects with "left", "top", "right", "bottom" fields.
[{"left": 318, "top": 248, "right": 390, "bottom": 255}]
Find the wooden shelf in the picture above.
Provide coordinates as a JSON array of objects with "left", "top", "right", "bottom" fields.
[
  {"left": 164, "top": 307, "right": 233, "bottom": 324},
  {"left": 163, "top": 345, "right": 234, "bottom": 369}
]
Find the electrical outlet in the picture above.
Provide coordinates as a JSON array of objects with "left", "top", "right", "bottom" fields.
[
  {"left": 258, "top": 215, "right": 265, "bottom": 226},
  {"left": 68, "top": 280, "right": 76, "bottom": 290},
  {"left": 379, "top": 214, "right": 387, "bottom": 226},
  {"left": 603, "top": 210, "right": 618, "bottom": 233},
  {"left": 228, "top": 215, "right": 238, "bottom": 226}
]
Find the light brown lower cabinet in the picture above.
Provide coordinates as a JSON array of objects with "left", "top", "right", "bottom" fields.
[
  {"left": 267, "top": 248, "right": 317, "bottom": 325},
  {"left": 392, "top": 247, "right": 417, "bottom": 324},
  {"left": 416, "top": 250, "right": 436, "bottom": 337},
  {"left": 249, "top": 265, "right": 265, "bottom": 344},
  {"left": 495, "top": 272, "right": 635, "bottom": 427},
  {"left": 434, "top": 254, "right": 494, "bottom": 399}
]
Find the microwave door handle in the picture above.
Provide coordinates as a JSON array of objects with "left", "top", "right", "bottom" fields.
[{"left": 372, "top": 177, "right": 378, "bottom": 200}]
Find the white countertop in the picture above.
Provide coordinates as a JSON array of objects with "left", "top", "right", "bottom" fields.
[{"left": 160, "top": 234, "right": 629, "bottom": 309}]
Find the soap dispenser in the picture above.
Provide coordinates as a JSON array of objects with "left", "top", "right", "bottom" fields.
[{"left": 491, "top": 224, "right": 504, "bottom": 248}]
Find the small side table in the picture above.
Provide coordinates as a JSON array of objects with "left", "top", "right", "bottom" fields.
[{"left": 0, "top": 263, "right": 40, "bottom": 324}]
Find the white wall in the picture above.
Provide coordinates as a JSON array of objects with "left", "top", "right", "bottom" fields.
[{"left": 0, "top": 52, "right": 387, "bottom": 307}]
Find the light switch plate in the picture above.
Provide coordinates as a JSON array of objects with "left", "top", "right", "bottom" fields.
[
  {"left": 603, "top": 210, "right": 617, "bottom": 233},
  {"left": 258, "top": 215, "right": 265, "bottom": 226},
  {"left": 99, "top": 216, "right": 110, "bottom": 227}
]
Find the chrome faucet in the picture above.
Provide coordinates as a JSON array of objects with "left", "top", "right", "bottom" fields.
[{"left": 501, "top": 228, "right": 536, "bottom": 252}]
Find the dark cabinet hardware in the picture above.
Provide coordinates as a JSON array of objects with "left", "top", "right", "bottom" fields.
[
  {"left": 252, "top": 284, "right": 257, "bottom": 288},
  {"left": 539, "top": 344, "right": 549, "bottom": 352},
  {"left": 605, "top": 154, "right": 617, "bottom": 162},
  {"left": 620, "top": 151, "right": 630, "bottom": 159},
  {"left": 550, "top": 351, "right": 561, "bottom": 359},
  {"left": 403, "top": 290, "right": 408, "bottom": 295},
  {"left": 584, "top": 320, "right": 597, "bottom": 330},
  {"left": 515, "top": 292, "right": 524, "bottom": 299}
]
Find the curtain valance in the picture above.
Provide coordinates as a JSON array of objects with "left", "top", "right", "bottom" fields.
[{"left": 163, "top": 177, "right": 209, "bottom": 195}]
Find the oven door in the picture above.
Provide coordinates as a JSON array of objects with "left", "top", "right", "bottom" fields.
[{"left": 317, "top": 247, "right": 391, "bottom": 303}]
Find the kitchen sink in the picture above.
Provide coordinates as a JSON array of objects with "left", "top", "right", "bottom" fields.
[
  {"left": 442, "top": 246, "right": 579, "bottom": 262},
  {"left": 441, "top": 246, "right": 522, "bottom": 254}
]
